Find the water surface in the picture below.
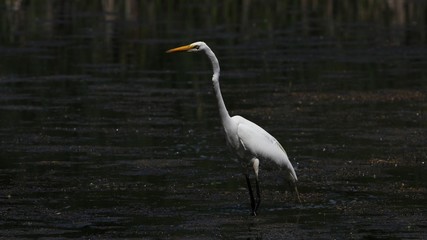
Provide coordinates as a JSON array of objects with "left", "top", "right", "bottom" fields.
[{"left": 0, "top": 1, "right": 426, "bottom": 239}]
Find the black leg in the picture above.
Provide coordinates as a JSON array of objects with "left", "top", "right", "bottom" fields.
[
  {"left": 245, "top": 174, "right": 256, "bottom": 215},
  {"left": 254, "top": 177, "right": 261, "bottom": 213}
]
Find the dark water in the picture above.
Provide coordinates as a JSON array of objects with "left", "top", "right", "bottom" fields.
[{"left": 0, "top": 1, "right": 426, "bottom": 239}]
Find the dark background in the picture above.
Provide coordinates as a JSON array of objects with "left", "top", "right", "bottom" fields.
[{"left": 0, "top": 1, "right": 426, "bottom": 239}]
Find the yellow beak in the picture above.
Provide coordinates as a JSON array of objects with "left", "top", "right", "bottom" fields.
[{"left": 166, "top": 44, "right": 193, "bottom": 53}]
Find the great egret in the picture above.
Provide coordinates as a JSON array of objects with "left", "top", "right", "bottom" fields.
[{"left": 167, "top": 41, "right": 301, "bottom": 215}]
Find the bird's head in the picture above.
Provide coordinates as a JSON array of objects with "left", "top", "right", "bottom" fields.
[{"left": 166, "top": 41, "right": 208, "bottom": 53}]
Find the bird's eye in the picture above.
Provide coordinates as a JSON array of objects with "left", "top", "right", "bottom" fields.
[{"left": 194, "top": 45, "right": 200, "bottom": 50}]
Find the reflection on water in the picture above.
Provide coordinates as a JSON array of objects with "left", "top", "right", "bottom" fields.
[
  {"left": 0, "top": 1, "right": 426, "bottom": 239},
  {"left": 2, "top": 0, "right": 427, "bottom": 75}
]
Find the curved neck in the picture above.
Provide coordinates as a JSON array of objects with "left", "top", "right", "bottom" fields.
[{"left": 204, "top": 47, "right": 230, "bottom": 123}]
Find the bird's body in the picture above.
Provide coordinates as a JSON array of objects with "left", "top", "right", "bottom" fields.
[
  {"left": 167, "top": 41, "right": 300, "bottom": 215},
  {"left": 228, "top": 115, "right": 298, "bottom": 181}
]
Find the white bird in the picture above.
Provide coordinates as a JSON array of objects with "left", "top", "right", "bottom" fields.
[{"left": 166, "top": 41, "right": 301, "bottom": 215}]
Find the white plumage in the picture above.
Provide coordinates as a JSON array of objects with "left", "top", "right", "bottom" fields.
[
  {"left": 232, "top": 116, "right": 298, "bottom": 180},
  {"left": 167, "top": 41, "right": 301, "bottom": 215}
]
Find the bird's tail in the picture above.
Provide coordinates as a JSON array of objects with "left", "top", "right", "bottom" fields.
[
  {"left": 287, "top": 181, "right": 302, "bottom": 203},
  {"left": 294, "top": 185, "right": 302, "bottom": 203}
]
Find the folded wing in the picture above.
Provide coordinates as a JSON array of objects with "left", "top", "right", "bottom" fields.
[{"left": 233, "top": 116, "right": 298, "bottom": 182}]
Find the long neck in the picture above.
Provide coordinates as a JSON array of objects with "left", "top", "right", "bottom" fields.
[{"left": 204, "top": 47, "right": 230, "bottom": 124}]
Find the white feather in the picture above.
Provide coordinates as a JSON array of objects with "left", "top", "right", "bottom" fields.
[{"left": 232, "top": 116, "right": 298, "bottom": 182}]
